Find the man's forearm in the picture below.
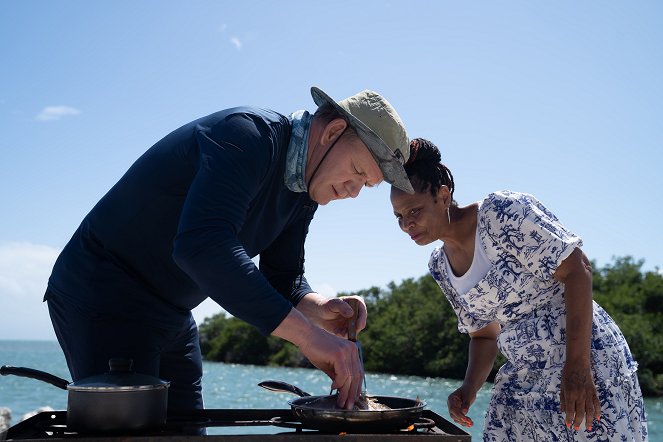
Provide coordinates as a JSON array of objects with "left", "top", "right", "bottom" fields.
[{"left": 271, "top": 307, "right": 317, "bottom": 348}]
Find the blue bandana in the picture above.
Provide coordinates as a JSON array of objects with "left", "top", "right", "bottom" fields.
[{"left": 285, "top": 110, "right": 311, "bottom": 193}]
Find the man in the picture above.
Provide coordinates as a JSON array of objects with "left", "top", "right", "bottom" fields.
[{"left": 44, "top": 87, "right": 414, "bottom": 416}]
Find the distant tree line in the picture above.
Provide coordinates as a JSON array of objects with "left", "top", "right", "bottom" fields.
[{"left": 198, "top": 256, "right": 663, "bottom": 396}]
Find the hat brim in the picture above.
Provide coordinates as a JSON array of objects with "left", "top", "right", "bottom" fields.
[{"left": 311, "top": 87, "right": 414, "bottom": 194}]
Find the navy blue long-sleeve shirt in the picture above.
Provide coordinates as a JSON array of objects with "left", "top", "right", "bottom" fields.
[{"left": 47, "top": 107, "right": 318, "bottom": 335}]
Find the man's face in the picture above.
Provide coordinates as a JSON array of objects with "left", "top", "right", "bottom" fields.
[{"left": 308, "top": 135, "right": 384, "bottom": 205}]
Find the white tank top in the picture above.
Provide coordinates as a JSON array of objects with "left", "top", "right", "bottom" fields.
[{"left": 444, "top": 225, "right": 491, "bottom": 295}]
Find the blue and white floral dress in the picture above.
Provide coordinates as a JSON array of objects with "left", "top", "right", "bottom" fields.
[{"left": 429, "top": 191, "right": 647, "bottom": 442}]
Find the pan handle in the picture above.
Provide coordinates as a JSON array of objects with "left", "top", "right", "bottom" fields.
[
  {"left": 1, "top": 365, "right": 70, "bottom": 390},
  {"left": 258, "top": 380, "right": 311, "bottom": 397}
]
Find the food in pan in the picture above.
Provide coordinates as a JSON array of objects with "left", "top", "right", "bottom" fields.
[{"left": 354, "top": 394, "right": 392, "bottom": 411}]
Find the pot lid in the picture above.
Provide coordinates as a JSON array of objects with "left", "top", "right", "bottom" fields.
[{"left": 67, "top": 358, "right": 169, "bottom": 391}]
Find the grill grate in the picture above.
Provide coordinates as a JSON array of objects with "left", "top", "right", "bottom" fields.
[{"left": 5, "top": 409, "right": 471, "bottom": 441}]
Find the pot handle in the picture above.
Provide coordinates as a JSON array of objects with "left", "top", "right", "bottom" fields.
[{"left": 0, "top": 365, "right": 70, "bottom": 390}]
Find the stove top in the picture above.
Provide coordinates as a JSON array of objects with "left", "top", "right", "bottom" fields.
[{"left": 3, "top": 409, "right": 471, "bottom": 441}]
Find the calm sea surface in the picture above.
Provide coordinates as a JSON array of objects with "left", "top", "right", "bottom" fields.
[{"left": 1, "top": 340, "right": 661, "bottom": 439}]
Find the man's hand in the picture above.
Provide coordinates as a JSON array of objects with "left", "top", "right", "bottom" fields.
[
  {"left": 271, "top": 307, "right": 363, "bottom": 409},
  {"left": 297, "top": 293, "right": 367, "bottom": 338}
]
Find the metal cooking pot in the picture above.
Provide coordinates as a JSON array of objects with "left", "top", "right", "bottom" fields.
[
  {"left": 258, "top": 380, "right": 426, "bottom": 432},
  {"left": 0, "top": 358, "right": 169, "bottom": 432}
]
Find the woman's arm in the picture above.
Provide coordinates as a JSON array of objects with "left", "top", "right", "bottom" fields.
[
  {"left": 553, "top": 247, "right": 601, "bottom": 431},
  {"left": 448, "top": 321, "right": 500, "bottom": 427}
]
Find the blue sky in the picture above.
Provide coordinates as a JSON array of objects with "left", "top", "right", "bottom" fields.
[{"left": 1, "top": 1, "right": 662, "bottom": 340}]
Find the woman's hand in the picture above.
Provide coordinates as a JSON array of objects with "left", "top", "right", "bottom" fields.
[
  {"left": 448, "top": 322, "right": 499, "bottom": 428},
  {"left": 560, "top": 362, "right": 601, "bottom": 431},
  {"left": 296, "top": 293, "right": 367, "bottom": 337},
  {"left": 447, "top": 384, "right": 476, "bottom": 428}
]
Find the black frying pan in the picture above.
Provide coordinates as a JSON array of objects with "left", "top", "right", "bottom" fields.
[{"left": 258, "top": 380, "right": 426, "bottom": 432}]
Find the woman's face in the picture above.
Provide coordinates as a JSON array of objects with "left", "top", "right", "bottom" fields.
[
  {"left": 390, "top": 185, "right": 446, "bottom": 245},
  {"left": 308, "top": 135, "right": 384, "bottom": 205}
]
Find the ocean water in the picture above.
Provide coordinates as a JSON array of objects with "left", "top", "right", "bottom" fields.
[{"left": 1, "top": 340, "right": 661, "bottom": 439}]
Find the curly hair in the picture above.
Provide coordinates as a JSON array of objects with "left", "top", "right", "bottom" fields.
[{"left": 404, "top": 138, "right": 455, "bottom": 200}]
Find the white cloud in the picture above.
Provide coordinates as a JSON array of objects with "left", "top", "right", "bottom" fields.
[
  {"left": 230, "top": 37, "right": 242, "bottom": 50},
  {"left": 36, "top": 105, "right": 81, "bottom": 121},
  {"left": 0, "top": 242, "right": 226, "bottom": 338},
  {"left": 0, "top": 243, "right": 60, "bottom": 340},
  {"left": 0, "top": 243, "right": 59, "bottom": 298}
]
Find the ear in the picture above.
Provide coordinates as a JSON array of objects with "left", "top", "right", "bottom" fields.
[
  {"left": 436, "top": 185, "right": 452, "bottom": 207},
  {"left": 320, "top": 118, "right": 348, "bottom": 146}
]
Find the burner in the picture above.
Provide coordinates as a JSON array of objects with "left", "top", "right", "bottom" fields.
[
  {"left": 4, "top": 409, "right": 471, "bottom": 440},
  {"left": 269, "top": 415, "right": 438, "bottom": 433}
]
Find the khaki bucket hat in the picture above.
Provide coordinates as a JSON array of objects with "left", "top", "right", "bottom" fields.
[{"left": 311, "top": 86, "right": 414, "bottom": 194}]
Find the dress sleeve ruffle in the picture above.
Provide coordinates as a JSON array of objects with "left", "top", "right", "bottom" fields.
[{"left": 480, "top": 191, "right": 582, "bottom": 282}]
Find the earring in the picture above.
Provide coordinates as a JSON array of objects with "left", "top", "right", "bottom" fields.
[{"left": 447, "top": 207, "right": 451, "bottom": 224}]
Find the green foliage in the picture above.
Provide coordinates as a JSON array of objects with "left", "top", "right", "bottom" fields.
[
  {"left": 354, "top": 276, "right": 470, "bottom": 379},
  {"left": 199, "top": 316, "right": 269, "bottom": 364},
  {"left": 591, "top": 257, "right": 663, "bottom": 395},
  {"left": 198, "top": 314, "right": 311, "bottom": 367},
  {"left": 198, "top": 256, "right": 663, "bottom": 396}
]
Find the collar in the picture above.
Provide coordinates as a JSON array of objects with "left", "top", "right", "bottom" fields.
[{"left": 284, "top": 110, "right": 311, "bottom": 193}]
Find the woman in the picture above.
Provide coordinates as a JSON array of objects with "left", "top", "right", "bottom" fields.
[{"left": 390, "top": 138, "right": 647, "bottom": 441}]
